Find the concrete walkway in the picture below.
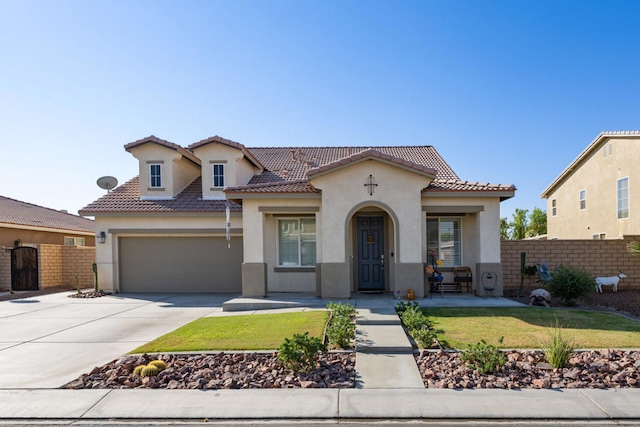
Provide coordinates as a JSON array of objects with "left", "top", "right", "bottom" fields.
[{"left": 2, "top": 291, "right": 640, "bottom": 421}]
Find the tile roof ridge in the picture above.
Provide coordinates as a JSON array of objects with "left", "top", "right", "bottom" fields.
[
  {"left": 247, "top": 145, "right": 434, "bottom": 149},
  {"left": 124, "top": 135, "right": 201, "bottom": 166},
  {"left": 188, "top": 135, "right": 245, "bottom": 150},
  {"left": 226, "top": 178, "right": 309, "bottom": 190}
]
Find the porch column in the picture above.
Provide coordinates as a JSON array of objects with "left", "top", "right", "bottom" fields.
[{"left": 241, "top": 200, "right": 267, "bottom": 297}]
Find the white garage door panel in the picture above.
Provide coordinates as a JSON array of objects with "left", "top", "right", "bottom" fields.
[{"left": 119, "top": 237, "right": 243, "bottom": 293}]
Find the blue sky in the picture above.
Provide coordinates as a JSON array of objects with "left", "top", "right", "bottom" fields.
[{"left": 1, "top": 0, "right": 639, "bottom": 220}]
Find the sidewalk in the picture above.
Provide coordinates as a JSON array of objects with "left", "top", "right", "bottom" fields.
[{"left": 1, "top": 292, "right": 639, "bottom": 421}]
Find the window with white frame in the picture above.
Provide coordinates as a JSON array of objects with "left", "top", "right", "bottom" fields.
[
  {"left": 617, "top": 177, "right": 629, "bottom": 219},
  {"left": 551, "top": 199, "right": 557, "bottom": 216},
  {"left": 278, "top": 218, "right": 316, "bottom": 267},
  {"left": 64, "top": 237, "right": 85, "bottom": 246},
  {"left": 149, "top": 164, "right": 162, "bottom": 188},
  {"left": 592, "top": 233, "right": 606, "bottom": 240},
  {"left": 579, "top": 189, "right": 586, "bottom": 210},
  {"left": 426, "top": 217, "right": 461, "bottom": 267},
  {"left": 212, "top": 164, "right": 225, "bottom": 188}
]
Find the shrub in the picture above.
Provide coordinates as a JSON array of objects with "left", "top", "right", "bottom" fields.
[
  {"left": 395, "top": 301, "right": 419, "bottom": 315},
  {"left": 400, "top": 305, "right": 432, "bottom": 331},
  {"left": 539, "top": 320, "right": 575, "bottom": 369},
  {"left": 277, "top": 332, "right": 327, "bottom": 373},
  {"left": 326, "top": 302, "right": 356, "bottom": 318},
  {"left": 460, "top": 338, "right": 506, "bottom": 374},
  {"left": 411, "top": 327, "right": 438, "bottom": 348},
  {"left": 326, "top": 314, "right": 355, "bottom": 348},
  {"left": 547, "top": 264, "right": 595, "bottom": 306}
]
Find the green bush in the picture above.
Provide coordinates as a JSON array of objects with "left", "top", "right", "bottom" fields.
[
  {"left": 400, "top": 305, "right": 432, "bottom": 331},
  {"left": 326, "top": 302, "right": 356, "bottom": 318},
  {"left": 325, "top": 302, "right": 356, "bottom": 349},
  {"left": 547, "top": 264, "right": 595, "bottom": 306},
  {"left": 411, "top": 327, "right": 438, "bottom": 348},
  {"left": 395, "top": 301, "right": 419, "bottom": 315},
  {"left": 277, "top": 332, "right": 327, "bottom": 373},
  {"left": 539, "top": 320, "right": 575, "bottom": 369},
  {"left": 326, "top": 314, "right": 355, "bottom": 348},
  {"left": 460, "top": 338, "right": 506, "bottom": 374}
]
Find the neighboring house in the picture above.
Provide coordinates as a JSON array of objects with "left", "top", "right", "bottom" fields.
[
  {"left": 541, "top": 131, "right": 640, "bottom": 240},
  {"left": 80, "top": 135, "right": 515, "bottom": 298},
  {"left": 0, "top": 196, "right": 95, "bottom": 248},
  {"left": 0, "top": 196, "right": 95, "bottom": 291}
]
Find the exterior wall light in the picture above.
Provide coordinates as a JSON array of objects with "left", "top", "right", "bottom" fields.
[{"left": 97, "top": 231, "right": 106, "bottom": 244}]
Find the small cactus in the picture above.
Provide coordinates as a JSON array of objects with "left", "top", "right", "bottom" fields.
[
  {"left": 140, "top": 365, "right": 161, "bottom": 377},
  {"left": 148, "top": 360, "right": 167, "bottom": 371},
  {"left": 133, "top": 365, "right": 145, "bottom": 376}
]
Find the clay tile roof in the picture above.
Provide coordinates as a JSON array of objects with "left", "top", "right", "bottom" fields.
[
  {"left": 425, "top": 179, "right": 516, "bottom": 200},
  {"left": 306, "top": 148, "right": 437, "bottom": 178},
  {"left": 124, "top": 135, "right": 201, "bottom": 166},
  {"left": 0, "top": 196, "right": 95, "bottom": 233},
  {"left": 188, "top": 135, "right": 264, "bottom": 170},
  {"left": 79, "top": 177, "right": 241, "bottom": 214},
  {"left": 225, "top": 179, "right": 320, "bottom": 195},
  {"left": 246, "top": 146, "right": 458, "bottom": 184}
]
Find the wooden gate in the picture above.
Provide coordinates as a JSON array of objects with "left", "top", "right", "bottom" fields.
[{"left": 11, "top": 247, "right": 39, "bottom": 291}]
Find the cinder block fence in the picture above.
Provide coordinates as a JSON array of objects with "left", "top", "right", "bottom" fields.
[{"left": 500, "top": 235, "right": 640, "bottom": 291}]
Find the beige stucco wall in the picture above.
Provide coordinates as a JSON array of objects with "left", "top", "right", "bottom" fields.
[
  {"left": 240, "top": 198, "right": 321, "bottom": 293},
  {"left": 128, "top": 144, "right": 200, "bottom": 199},
  {"left": 311, "top": 160, "right": 430, "bottom": 264},
  {"left": 546, "top": 137, "right": 639, "bottom": 239},
  {"left": 191, "top": 143, "right": 258, "bottom": 199},
  {"left": 93, "top": 213, "right": 236, "bottom": 292}
]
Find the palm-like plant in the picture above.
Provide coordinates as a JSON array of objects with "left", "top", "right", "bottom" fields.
[{"left": 627, "top": 241, "right": 640, "bottom": 256}]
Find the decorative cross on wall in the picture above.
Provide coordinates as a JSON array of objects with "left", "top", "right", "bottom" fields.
[{"left": 364, "top": 174, "right": 378, "bottom": 196}]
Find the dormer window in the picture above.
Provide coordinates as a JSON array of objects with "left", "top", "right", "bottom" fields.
[
  {"left": 149, "top": 163, "right": 162, "bottom": 188},
  {"left": 213, "top": 163, "right": 225, "bottom": 188}
]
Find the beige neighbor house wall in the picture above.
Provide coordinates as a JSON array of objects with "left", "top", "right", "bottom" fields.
[
  {"left": 501, "top": 236, "right": 640, "bottom": 291},
  {"left": 544, "top": 134, "right": 640, "bottom": 239}
]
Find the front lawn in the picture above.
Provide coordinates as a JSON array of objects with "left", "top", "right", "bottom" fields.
[
  {"left": 132, "top": 310, "right": 328, "bottom": 353},
  {"left": 427, "top": 307, "right": 640, "bottom": 349}
]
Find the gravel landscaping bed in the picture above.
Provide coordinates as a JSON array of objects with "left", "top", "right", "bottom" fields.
[
  {"left": 416, "top": 349, "right": 640, "bottom": 389},
  {"left": 62, "top": 352, "right": 356, "bottom": 390}
]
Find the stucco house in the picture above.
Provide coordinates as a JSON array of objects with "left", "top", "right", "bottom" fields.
[
  {"left": 541, "top": 131, "right": 640, "bottom": 240},
  {"left": 80, "top": 135, "right": 515, "bottom": 298}
]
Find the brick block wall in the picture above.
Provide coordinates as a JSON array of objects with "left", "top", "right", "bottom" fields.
[
  {"left": 501, "top": 235, "right": 640, "bottom": 291},
  {"left": 0, "top": 250, "right": 10, "bottom": 291},
  {"left": 62, "top": 245, "right": 96, "bottom": 289},
  {"left": 38, "top": 244, "right": 63, "bottom": 289}
]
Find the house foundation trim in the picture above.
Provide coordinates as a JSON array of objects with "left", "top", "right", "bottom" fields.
[
  {"left": 316, "top": 262, "right": 351, "bottom": 299},
  {"left": 242, "top": 263, "right": 267, "bottom": 297},
  {"left": 394, "top": 262, "right": 425, "bottom": 298}
]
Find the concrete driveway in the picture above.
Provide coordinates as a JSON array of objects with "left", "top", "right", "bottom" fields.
[{"left": 0, "top": 292, "right": 234, "bottom": 388}]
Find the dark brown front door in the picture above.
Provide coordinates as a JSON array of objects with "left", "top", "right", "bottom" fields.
[
  {"left": 11, "top": 247, "right": 39, "bottom": 291},
  {"left": 357, "top": 216, "right": 385, "bottom": 291}
]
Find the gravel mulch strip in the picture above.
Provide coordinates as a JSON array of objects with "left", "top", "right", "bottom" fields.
[
  {"left": 416, "top": 349, "right": 640, "bottom": 389},
  {"left": 62, "top": 352, "right": 356, "bottom": 390}
]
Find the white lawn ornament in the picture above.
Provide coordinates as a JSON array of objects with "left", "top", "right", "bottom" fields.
[{"left": 595, "top": 272, "right": 627, "bottom": 293}]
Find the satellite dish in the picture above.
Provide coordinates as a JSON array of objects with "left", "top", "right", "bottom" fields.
[{"left": 97, "top": 176, "right": 118, "bottom": 192}]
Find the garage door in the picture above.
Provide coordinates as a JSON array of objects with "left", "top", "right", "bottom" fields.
[{"left": 119, "top": 236, "right": 243, "bottom": 293}]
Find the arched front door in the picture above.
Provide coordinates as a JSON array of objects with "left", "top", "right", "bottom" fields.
[{"left": 357, "top": 216, "right": 385, "bottom": 291}]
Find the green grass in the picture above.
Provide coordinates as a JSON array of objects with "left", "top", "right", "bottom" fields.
[
  {"left": 426, "top": 307, "right": 640, "bottom": 349},
  {"left": 132, "top": 310, "right": 328, "bottom": 353}
]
